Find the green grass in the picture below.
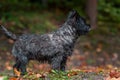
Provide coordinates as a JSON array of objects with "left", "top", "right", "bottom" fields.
[{"left": 0, "top": 70, "right": 105, "bottom": 80}]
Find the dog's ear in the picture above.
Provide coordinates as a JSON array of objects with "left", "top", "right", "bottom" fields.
[{"left": 67, "top": 10, "right": 78, "bottom": 19}]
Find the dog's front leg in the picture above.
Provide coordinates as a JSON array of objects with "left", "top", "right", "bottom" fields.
[
  {"left": 60, "top": 56, "right": 67, "bottom": 71},
  {"left": 50, "top": 55, "right": 63, "bottom": 71}
]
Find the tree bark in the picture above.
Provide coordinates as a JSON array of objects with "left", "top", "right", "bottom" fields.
[{"left": 86, "top": 0, "right": 97, "bottom": 29}]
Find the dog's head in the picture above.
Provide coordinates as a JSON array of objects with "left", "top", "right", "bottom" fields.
[{"left": 66, "top": 10, "right": 91, "bottom": 35}]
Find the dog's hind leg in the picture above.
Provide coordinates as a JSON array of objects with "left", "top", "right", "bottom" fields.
[
  {"left": 13, "top": 57, "right": 22, "bottom": 76},
  {"left": 13, "top": 55, "right": 28, "bottom": 75},
  {"left": 19, "top": 56, "right": 28, "bottom": 75},
  {"left": 13, "top": 58, "right": 20, "bottom": 71},
  {"left": 13, "top": 58, "right": 21, "bottom": 73}
]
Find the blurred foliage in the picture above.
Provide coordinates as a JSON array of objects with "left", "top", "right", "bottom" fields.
[
  {"left": 98, "top": 0, "right": 120, "bottom": 23},
  {"left": 0, "top": 0, "right": 120, "bottom": 33},
  {"left": 0, "top": 0, "right": 120, "bottom": 22}
]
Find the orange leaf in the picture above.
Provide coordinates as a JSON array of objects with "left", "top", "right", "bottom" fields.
[
  {"left": 9, "top": 77, "right": 18, "bottom": 80},
  {"left": 67, "top": 71, "right": 78, "bottom": 77},
  {"left": 13, "top": 68, "right": 21, "bottom": 77}
]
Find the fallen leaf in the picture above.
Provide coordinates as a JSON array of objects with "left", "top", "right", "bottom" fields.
[
  {"left": 13, "top": 68, "right": 21, "bottom": 77},
  {"left": 109, "top": 70, "right": 120, "bottom": 78},
  {"left": 67, "top": 71, "right": 78, "bottom": 77},
  {"left": 9, "top": 77, "right": 18, "bottom": 80},
  {"left": 36, "top": 73, "right": 42, "bottom": 78},
  {"left": 96, "top": 47, "right": 102, "bottom": 52},
  {"left": 106, "top": 77, "right": 120, "bottom": 80}
]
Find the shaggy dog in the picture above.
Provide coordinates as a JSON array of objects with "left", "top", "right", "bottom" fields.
[{"left": 0, "top": 10, "right": 90, "bottom": 75}]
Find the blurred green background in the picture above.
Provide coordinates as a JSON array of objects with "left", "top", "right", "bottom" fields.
[{"left": 0, "top": 0, "right": 120, "bottom": 33}]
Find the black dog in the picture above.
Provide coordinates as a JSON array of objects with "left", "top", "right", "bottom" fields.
[{"left": 0, "top": 10, "right": 90, "bottom": 75}]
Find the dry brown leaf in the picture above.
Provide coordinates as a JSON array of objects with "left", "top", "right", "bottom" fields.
[
  {"left": 5, "top": 61, "right": 12, "bottom": 70},
  {"left": 36, "top": 73, "right": 42, "bottom": 78},
  {"left": 106, "top": 77, "right": 120, "bottom": 80},
  {"left": 67, "top": 71, "right": 78, "bottom": 77},
  {"left": 13, "top": 68, "right": 21, "bottom": 77},
  {"left": 96, "top": 47, "right": 102, "bottom": 52},
  {"left": 109, "top": 70, "right": 120, "bottom": 78}
]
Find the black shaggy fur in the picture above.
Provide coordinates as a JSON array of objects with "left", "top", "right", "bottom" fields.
[{"left": 0, "top": 10, "right": 90, "bottom": 75}]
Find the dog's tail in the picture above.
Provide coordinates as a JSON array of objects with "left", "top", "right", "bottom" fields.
[{"left": 0, "top": 25, "right": 17, "bottom": 41}]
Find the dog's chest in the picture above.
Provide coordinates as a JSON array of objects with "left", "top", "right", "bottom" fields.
[
  {"left": 48, "top": 33, "right": 75, "bottom": 55},
  {"left": 49, "top": 33, "right": 74, "bottom": 45}
]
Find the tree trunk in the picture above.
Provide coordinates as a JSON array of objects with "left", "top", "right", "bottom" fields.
[{"left": 86, "top": 0, "right": 97, "bottom": 29}]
